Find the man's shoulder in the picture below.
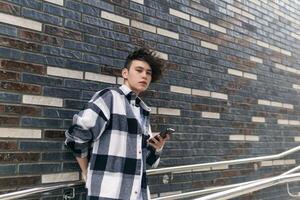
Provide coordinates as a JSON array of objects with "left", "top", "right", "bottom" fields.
[{"left": 93, "top": 86, "right": 123, "bottom": 100}]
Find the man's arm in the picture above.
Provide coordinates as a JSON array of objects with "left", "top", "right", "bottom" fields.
[{"left": 76, "top": 157, "right": 88, "bottom": 182}]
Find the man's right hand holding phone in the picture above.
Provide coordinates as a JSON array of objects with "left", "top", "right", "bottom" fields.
[{"left": 147, "top": 128, "right": 175, "bottom": 152}]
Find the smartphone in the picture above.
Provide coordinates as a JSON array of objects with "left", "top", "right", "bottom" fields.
[{"left": 150, "top": 128, "right": 175, "bottom": 142}]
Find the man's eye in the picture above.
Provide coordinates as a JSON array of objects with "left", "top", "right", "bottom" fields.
[{"left": 147, "top": 71, "right": 152, "bottom": 75}]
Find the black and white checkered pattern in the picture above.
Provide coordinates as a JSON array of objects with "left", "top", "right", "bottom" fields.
[{"left": 65, "top": 85, "right": 160, "bottom": 200}]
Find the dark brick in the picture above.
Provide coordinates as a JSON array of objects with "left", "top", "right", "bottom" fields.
[
  {"left": 0, "top": 47, "right": 22, "bottom": 60},
  {"left": 44, "top": 129, "right": 65, "bottom": 139},
  {"left": 82, "top": 15, "right": 114, "bottom": 29},
  {"left": 19, "top": 163, "right": 61, "bottom": 174},
  {"left": 0, "top": 2, "right": 20, "bottom": 15},
  {"left": 43, "top": 87, "right": 81, "bottom": 99},
  {"left": 0, "top": 116, "right": 19, "bottom": 126},
  {"left": 114, "top": 6, "right": 143, "bottom": 21},
  {"left": 0, "top": 141, "right": 18, "bottom": 151},
  {"left": 18, "top": 29, "right": 63, "bottom": 46},
  {"left": 0, "top": 81, "right": 41, "bottom": 95},
  {"left": 43, "top": 108, "right": 77, "bottom": 119},
  {"left": 0, "top": 70, "right": 20, "bottom": 81},
  {"left": 0, "top": 153, "right": 40, "bottom": 163},
  {"left": 0, "top": 165, "right": 16, "bottom": 176},
  {"left": 0, "top": 24, "right": 17, "bottom": 37},
  {"left": 63, "top": 40, "right": 97, "bottom": 53},
  {"left": 3, "top": 104, "right": 41, "bottom": 116},
  {"left": 0, "top": 60, "right": 45, "bottom": 74},
  {"left": 0, "top": 36, "right": 43, "bottom": 52},
  {"left": 22, "top": 73, "right": 63, "bottom": 87},
  {"left": 64, "top": 19, "right": 99, "bottom": 34},
  {"left": 44, "top": 25, "right": 81, "bottom": 41},
  {"left": 0, "top": 176, "right": 40, "bottom": 189},
  {"left": 42, "top": 152, "right": 74, "bottom": 161},
  {"left": 64, "top": 99, "right": 85, "bottom": 110},
  {"left": 43, "top": 3, "right": 81, "bottom": 20},
  {"left": 21, "top": 117, "right": 63, "bottom": 129},
  {"left": 63, "top": 162, "right": 80, "bottom": 171},
  {"left": 65, "top": 60, "right": 100, "bottom": 72},
  {"left": 22, "top": 8, "right": 63, "bottom": 25},
  {"left": 82, "top": 0, "right": 114, "bottom": 11},
  {"left": 42, "top": 46, "right": 82, "bottom": 59},
  {"left": 20, "top": 141, "right": 62, "bottom": 151}
]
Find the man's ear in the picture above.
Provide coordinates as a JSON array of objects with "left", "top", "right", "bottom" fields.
[{"left": 122, "top": 68, "right": 128, "bottom": 79}]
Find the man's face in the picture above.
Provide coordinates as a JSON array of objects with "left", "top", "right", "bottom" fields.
[{"left": 122, "top": 60, "right": 152, "bottom": 95}]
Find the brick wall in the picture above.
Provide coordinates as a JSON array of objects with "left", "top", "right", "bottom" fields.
[{"left": 0, "top": 0, "right": 300, "bottom": 199}]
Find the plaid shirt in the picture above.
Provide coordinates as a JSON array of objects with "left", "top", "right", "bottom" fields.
[{"left": 65, "top": 85, "right": 160, "bottom": 200}]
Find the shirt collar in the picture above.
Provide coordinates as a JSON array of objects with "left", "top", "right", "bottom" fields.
[{"left": 119, "top": 85, "right": 151, "bottom": 112}]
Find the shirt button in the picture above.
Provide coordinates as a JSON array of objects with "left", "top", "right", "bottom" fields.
[
  {"left": 138, "top": 151, "right": 141, "bottom": 154},
  {"left": 135, "top": 191, "right": 138, "bottom": 194}
]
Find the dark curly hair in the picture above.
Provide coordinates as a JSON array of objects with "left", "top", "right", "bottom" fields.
[{"left": 124, "top": 48, "right": 165, "bottom": 82}]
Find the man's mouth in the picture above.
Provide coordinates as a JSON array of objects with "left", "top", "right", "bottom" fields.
[{"left": 139, "top": 81, "right": 147, "bottom": 85}]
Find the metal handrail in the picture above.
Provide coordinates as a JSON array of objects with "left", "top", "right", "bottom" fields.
[
  {"left": 152, "top": 165, "right": 300, "bottom": 200},
  {"left": 0, "top": 181, "right": 84, "bottom": 200},
  {"left": 1, "top": 146, "right": 299, "bottom": 200},
  {"left": 147, "top": 145, "right": 300, "bottom": 175},
  {"left": 194, "top": 173, "right": 300, "bottom": 200}
]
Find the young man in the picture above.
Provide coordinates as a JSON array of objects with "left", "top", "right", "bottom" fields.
[{"left": 65, "top": 48, "right": 169, "bottom": 200}]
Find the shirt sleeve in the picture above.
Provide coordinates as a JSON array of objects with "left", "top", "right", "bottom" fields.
[
  {"left": 65, "top": 89, "right": 112, "bottom": 158},
  {"left": 146, "top": 125, "right": 161, "bottom": 168}
]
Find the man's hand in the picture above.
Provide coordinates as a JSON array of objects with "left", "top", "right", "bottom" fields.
[{"left": 147, "top": 134, "right": 170, "bottom": 151}]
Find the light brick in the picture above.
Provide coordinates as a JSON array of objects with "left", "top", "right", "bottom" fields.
[
  {"left": 131, "top": 20, "right": 156, "bottom": 33},
  {"left": 286, "top": 67, "right": 297, "bottom": 74},
  {"left": 0, "top": 13, "right": 42, "bottom": 31},
  {"left": 170, "top": 85, "right": 191, "bottom": 95},
  {"left": 243, "top": 72, "right": 257, "bottom": 80},
  {"left": 150, "top": 107, "right": 157, "bottom": 114},
  {"left": 293, "top": 84, "right": 300, "bottom": 90},
  {"left": 277, "top": 119, "right": 289, "bottom": 125},
  {"left": 269, "top": 45, "right": 281, "bottom": 52},
  {"left": 210, "top": 23, "right": 226, "bottom": 33},
  {"left": 227, "top": 5, "right": 242, "bottom": 14},
  {"left": 258, "top": 99, "right": 271, "bottom": 106},
  {"left": 251, "top": 117, "right": 265, "bottom": 123},
  {"left": 44, "top": 0, "right": 64, "bottom": 6},
  {"left": 257, "top": 40, "right": 270, "bottom": 48},
  {"left": 157, "top": 28, "right": 179, "bottom": 40},
  {"left": 0, "top": 128, "right": 41, "bottom": 138},
  {"left": 42, "top": 172, "right": 79, "bottom": 183},
  {"left": 191, "top": 16, "right": 209, "bottom": 27},
  {"left": 131, "top": 0, "right": 144, "bottom": 4},
  {"left": 282, "top": 103, "right": 293, "bottom": 109},
  {"left": 101, "top": 11, "right": 130, "bottom": 26},
  {"left": 23, "top": 95, "right": 63, "bottom": 107},
  {"left": 155, "top": 51, "right": 168, "bottom": 60},
  {"left": 285, "top": 159, "right": 296, "bottom": 165},
  {"left": 202, "top": 112, "right": 220, "bottom": 119},
  {"left": 280, "top": 49, "right": 292, "bottom": 56},
  {"left": 273, "top": 160, "right": 285, "bottom": 166},
  {"left": 245, "top": 135, "right": 259, "bottom": 141},
  {"left": 192, "top": 89, "right": 210, "bottom": 97},
  {"left": 288, "top": 120, "right": 300, "bottom": 126},
  {"left": 291, "top": 32, "right": 300, "bottom": 40},
  {"left": 229, "top": 135, "right": 245, "bottom": 141},
  {"left": 211, "top": 165, "right": 228, "bottom": 170},
  {"left": 241, "top": 11, "right": 255, "bottom": 20},
  {"left": 228, "top": 69, "right": 243, "bottom": 77},
  {"left": 85, "top": 72, "right": 116, "bottom": 84},
  {"left": 47, "top": 66, "right": 83, "bottom": 79},
  {"left": 158, "top": 108, "right": 181, "bottom": 116},
  {"left": 117, "top": 77, "right": 124, "bottom": 85},
  {"left": 270, "top": 101, "right": 282, "bottom": 107},
  {"left": 274, "top": 63, "right": 287, "bottom": 71},
  {"left": 249, "top": 0, "right": 261, "bottom": 5},
  {"left": 250, "top": 56, "right": 263, "bottom": 64},
  {"left": 169, "top": 8, "right": 190, "bottom": 20},
  {"left": 295, "top": 137, "right": 300, "bottom": 142},
  {"left": 201, "top": 41, "right": 218, "bottom": 50},
  {"left": 211, "top": 92, "right": 228, "bottom": 100},
  {"left": 261, "top": 161, "right": 273, "bottom": 167}
]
